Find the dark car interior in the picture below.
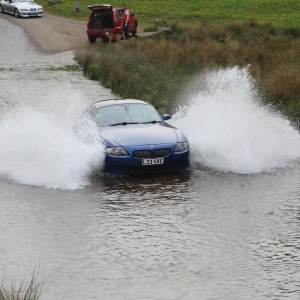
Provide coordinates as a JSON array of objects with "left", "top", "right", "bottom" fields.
[{"left": 90, "top": 11, "right": 114, "bottom": 30}]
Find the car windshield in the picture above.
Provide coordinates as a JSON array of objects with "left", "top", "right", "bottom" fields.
[
  {"left": 12, "top": 0, "right": 33, "bottom": 2},
  {"left": 95, "top": 103, "right": 161, "bottom": 127}
]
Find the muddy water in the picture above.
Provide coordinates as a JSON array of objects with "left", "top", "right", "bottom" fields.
[{"left": 0, "top": 17, "right": 300, "bottom": 300}]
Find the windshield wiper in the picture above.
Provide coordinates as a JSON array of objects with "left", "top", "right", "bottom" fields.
[
  {"left": 110, "top": 122, "right": 139, "bottom": 126},
  {"left": 141, "top": 120, "right": 161, "bottom": 124}
]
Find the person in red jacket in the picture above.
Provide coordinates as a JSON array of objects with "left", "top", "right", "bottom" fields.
[{"left": 122, "top": 5, "right": 130, "bottom": 39}]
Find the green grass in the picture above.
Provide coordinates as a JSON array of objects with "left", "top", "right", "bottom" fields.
[
  {"left": 38, "top": 0, "right": 300, "bottom": 28},
  {"left": 47, "top": 64, "right": 80, "bottom": 71}
]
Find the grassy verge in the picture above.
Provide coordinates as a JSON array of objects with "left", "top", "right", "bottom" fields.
[
  {"left": 37, "top": 0, "right": 300, "bottom": 29},
  {"left": 75, "top": 21, "right": 300, "bottom": 123}
]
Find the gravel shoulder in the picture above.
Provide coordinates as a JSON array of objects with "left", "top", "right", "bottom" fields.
[{"left": 1, "top": 14, "right": 88, "bottom": 53}]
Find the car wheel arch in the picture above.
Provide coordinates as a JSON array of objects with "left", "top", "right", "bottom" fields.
[
  {"left": 88, "top": 36, "right": 97, "bottom": 44},
  {"left": 131, "top": 22, "right": 137, "bottom": 36},
  {"left": 14, "top": 8, "right": 20, "bottom": 18}
]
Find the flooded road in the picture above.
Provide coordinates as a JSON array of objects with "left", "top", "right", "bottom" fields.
[{"left": 0, "top": 17, "right": 300, "bottom": 300}]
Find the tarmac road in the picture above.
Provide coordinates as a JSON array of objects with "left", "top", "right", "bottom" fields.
[
  {"left": 0, "top": 13, "right": 159, "bottom": 53},
  {"left": 0, "top": 13, "right": 88, "bottom": 52}
]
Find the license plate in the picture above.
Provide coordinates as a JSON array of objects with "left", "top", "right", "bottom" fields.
[{"left": 142, "top": 158, "right": 164, "bottom": 165}]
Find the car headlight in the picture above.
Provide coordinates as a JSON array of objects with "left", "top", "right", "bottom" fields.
[
  {"left": 106, "top": 146, "right": 128, "bottom": 156},
  {"left": 175, "top": 142, "right": 189, "bottom": 152}
]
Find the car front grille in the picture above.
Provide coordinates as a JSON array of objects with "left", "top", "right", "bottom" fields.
[{"left": 133, "top": 148, "right": 171, "bottom": 158}]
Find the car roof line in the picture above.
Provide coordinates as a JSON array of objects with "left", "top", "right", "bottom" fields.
[
  {"left": 94, "top": 98, "right": 123, "bottom": 103},
  {"left": 93, "top": 99, "right": 148, "bottom": 108},
  {"left": 93, "top": 99, "right": 147, "bottom": 103}
]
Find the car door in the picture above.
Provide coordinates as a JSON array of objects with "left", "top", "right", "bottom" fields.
[
  {"left": 113, "top": 8, "right": 124, "bottom": 34},
  {"left": 1, "top": 0, "right": 9, "bottom": 12},
  {"left": 5, "top": 0, "right": 14, "bottom": 13},
  {"left": 128, "top": 13, "right": 137, "bottom": 32}
]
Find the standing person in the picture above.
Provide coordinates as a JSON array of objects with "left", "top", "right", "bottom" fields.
[
  {"left": 75, "top": 1, "right": 80, "bottom": 15},
  {"left": 122, "top": 4, "right": 130, "bottom": 39}
]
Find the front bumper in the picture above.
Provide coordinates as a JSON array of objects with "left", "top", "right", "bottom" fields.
[
  {"left": 19, "top": 11, "right": 43, "bottom": 17},
  {"left": 104, "top": 150, "right": 189, "bottom": 175}
]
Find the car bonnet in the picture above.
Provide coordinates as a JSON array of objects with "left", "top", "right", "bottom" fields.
[
  {"left": 14, "top": 2, "right": 41, "bottom": 8},
  {"left": 101, "top": 123, "right": 178, "bottom": 146}
]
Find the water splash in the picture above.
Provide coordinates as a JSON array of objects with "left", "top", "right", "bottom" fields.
[
  {"left": 0, "top": 105, "right": 105, "bottom": 190},
  {"left": 173, "top": 67, "right": 300, "bottom": 174}
]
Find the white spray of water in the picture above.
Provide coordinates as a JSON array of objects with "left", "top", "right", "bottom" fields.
[
  {"left": 0, "top": 103, "right": 105, "bottom": 190},
  {"left": 173, "top": 67, "right": 300, "bottom": 174}
]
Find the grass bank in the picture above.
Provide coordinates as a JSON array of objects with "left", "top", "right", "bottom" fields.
[
  {"left": 38, "top": 0, "right": 300, "bottom": 28},
  {"left": 37, "top": 0, "right": 300, "bottom": 123},
  {"left": 75, "top": 21, "right": 300, "bottom": 123}
]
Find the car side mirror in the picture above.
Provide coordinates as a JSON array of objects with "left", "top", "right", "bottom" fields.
[{"left": 162, "top": 114, "right": 171, "bottom": 121}]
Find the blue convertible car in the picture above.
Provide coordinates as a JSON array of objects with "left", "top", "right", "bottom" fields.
[{"left": 93, "top": 99, "right": 189, "bottom": 175}]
